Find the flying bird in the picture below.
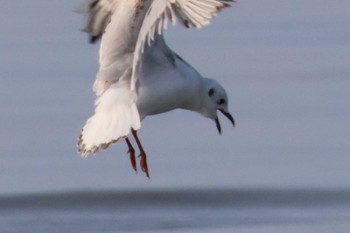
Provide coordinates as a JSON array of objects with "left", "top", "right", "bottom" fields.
[{"left": 77, "top": 0, "right": 235, "bottom": 177}]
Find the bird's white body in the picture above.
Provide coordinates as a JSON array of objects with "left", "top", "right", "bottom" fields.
[
  {"left": 77, "top": 0, "right": 234, "bottom": 157},
  {"left": 137, "top": 36, "right": 204, "bottom": 119}
]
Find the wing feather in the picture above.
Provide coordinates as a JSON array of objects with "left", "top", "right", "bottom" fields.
[
  {"left": 131, "top": 0, "right": 233, "bottom": 90},
  {"left": 76, "top": 0, "right": 119, "bottom": 43}
]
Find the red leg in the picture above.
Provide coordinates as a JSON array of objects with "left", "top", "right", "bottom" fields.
[
  {"left": 131, "top": 130, "right": 150, "bottom": 178},
  {"left": 125, "top": 137, "right": 137, "bottom": 172}
]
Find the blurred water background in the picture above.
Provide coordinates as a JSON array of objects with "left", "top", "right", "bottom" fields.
[{"left": 0, "top": 0, "right": 349, "bottom": 232}]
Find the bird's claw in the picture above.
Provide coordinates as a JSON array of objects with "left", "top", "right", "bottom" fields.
[
  {"left": 127, "top": 148, "right": 137, "bottom": 172},
  {"left": 139, "top": 152, "right": 150, "bottom": 178}
]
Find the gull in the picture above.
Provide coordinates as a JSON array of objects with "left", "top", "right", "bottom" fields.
[{"left": 76, "top": 0, "right": 235, "bottom": 177}]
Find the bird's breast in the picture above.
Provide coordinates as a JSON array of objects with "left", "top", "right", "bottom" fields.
[{"left": 135, "top": 68, "right": 202, "bottom": 119}]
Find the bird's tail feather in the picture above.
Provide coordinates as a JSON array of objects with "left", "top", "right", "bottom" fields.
[{"left": 77, "top": 81, "right": 141, "bottom": 157}]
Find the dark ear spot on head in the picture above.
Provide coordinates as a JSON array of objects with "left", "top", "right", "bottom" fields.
[{"left": 208, "top": 88, "right": 215, "bottom": 97}]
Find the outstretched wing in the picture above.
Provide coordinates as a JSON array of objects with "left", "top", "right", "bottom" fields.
[
  {"left": 131, "top": 0, "right": 233, "bottom": 90},
  {"left": 76, "top": 0, "right": 119, "bottom": 43}
]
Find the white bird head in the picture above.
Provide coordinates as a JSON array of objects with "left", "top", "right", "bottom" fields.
[{"left": 200, "top": 78, "right": 235, "bottom": 134}]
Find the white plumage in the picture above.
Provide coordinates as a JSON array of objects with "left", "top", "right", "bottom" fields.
[{"left": 77, "top": 0, "right": 235, "bottom": 177}]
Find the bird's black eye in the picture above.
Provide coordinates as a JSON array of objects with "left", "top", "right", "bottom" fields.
[
  {"left": 208, "top": 88, "right": 215, "bottom": 97},
  {"left": 217, "top": 98, "right": 226, "bottom": 105}
]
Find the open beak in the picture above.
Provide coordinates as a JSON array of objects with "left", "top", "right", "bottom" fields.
[
  {"left": 219, "top": 109, "right": 235, "bottom": 127},
  {"left": 215, "top": 117, "right": 222, "bottom": 134},
  {"left": 215, "top": 109, "right": 235, "bottom": 134}
]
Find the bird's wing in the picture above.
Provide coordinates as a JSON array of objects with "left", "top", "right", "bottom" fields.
[
  {"left": 130, "top": 0, "right": 233, "bottom": 90},
  {"left": 76, "top": 0, "right": 119, "bottom": 43}
]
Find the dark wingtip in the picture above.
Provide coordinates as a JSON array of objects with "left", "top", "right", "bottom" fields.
[{"left": 90, "top": 36, "right": 99, "bottom": 44}]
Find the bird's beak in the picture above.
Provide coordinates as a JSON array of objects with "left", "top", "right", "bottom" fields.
[
  {"left": 219, "top": 109, "right": 235, "bottom": 127},
  {"left": 215, "top": 109, "right": 235, "bottom": 134},
  {"left": 215, "top": 117, "right": 222, "bottom": 134}
]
